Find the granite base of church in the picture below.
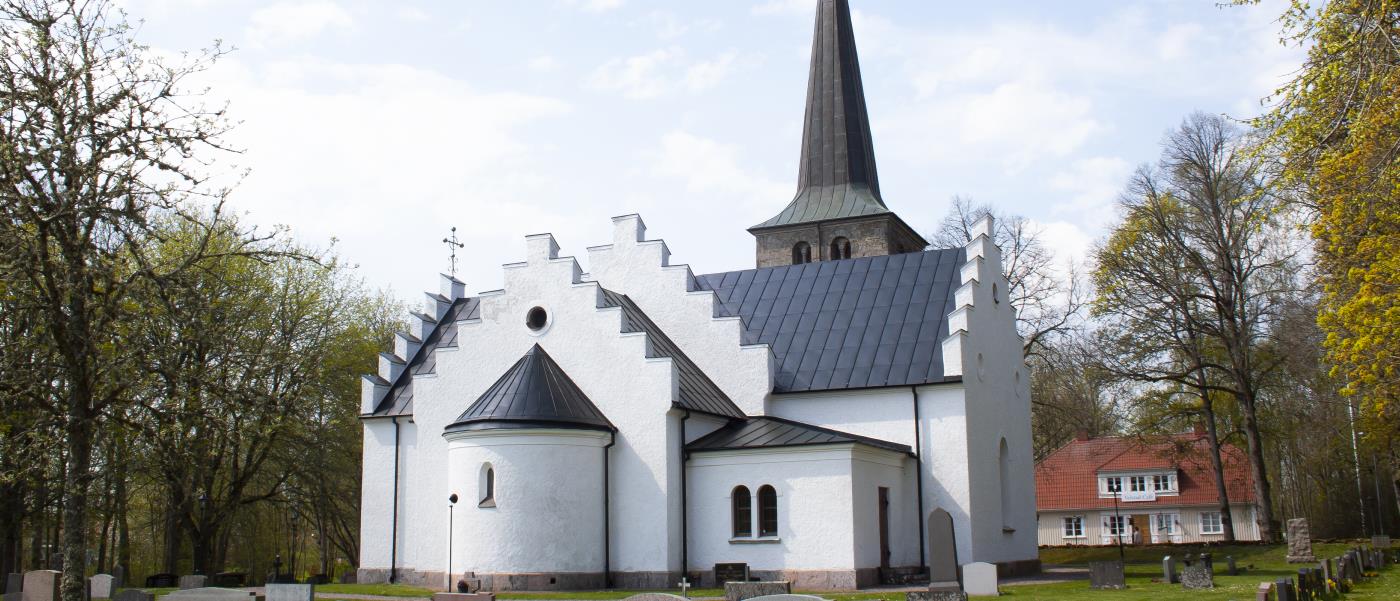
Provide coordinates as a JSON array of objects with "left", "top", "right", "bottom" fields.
[{"left": 994, "top": 559, "right": 1041, "bottom": 579}]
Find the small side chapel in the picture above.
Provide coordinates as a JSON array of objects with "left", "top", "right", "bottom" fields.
[{"left": 357, "top": 0, "right": 1037, "bottom": 591}]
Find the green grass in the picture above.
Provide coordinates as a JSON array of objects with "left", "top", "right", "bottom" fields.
[
  {"left": 314, "top": 584, "right": 438, "bottom": 598},
  {"left": 497, "top": 589, "right": 724, "bottom": 600}
]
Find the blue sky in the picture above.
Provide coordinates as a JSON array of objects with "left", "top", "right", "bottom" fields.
[{"left": 122, "top": 0, "right": 1303, "bottom": 300}]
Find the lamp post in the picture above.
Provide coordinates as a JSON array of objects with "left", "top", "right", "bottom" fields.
[
  {"left": 1112, "top": 486, "right": 1125, "bottom": 563},
  {"left": 447, "top": 494, "right": 459, "bottom": 592},
  {"left": 196, "top": 493, "right": 209, "bottom": 575}
]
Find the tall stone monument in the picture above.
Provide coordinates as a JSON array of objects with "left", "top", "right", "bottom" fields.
[{"left": 1285, "top": 518, "right": 1317, "bottom": 563}]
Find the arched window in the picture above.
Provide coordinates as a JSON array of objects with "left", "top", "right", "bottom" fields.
[
  {"left": 792, "top": 242, "right": 812, "bottom": 265},
  {"left": 829, "top": 237, "right": 851, "bottom": 260},
  {"left": 758, "top": 485, "right": 778, "bottom": 537},
  {"left": 731, "top": 486, "right": 752, "bottom": 538},
  {"left": 998, "top": 439, "right": 1011, "bottom": 528},
  {"left": 479, "top": 463, "right": 496, "bottom": 508}
]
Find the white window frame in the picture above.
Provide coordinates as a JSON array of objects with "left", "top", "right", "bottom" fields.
[
  {"left": 1200, "top": 511, "right": 1224, "bottom": 535},
  {"left": 1099, "top": 476, "right": 1124, "bottom": 497},
  {"left": 1128, "top": 475, "right": 1147, "bottom": 492},
  {"left": 1062, "top": 516, "right": 1085, "bottom": 539},
  {"left": 1152, "top": 473, "right": 1178, "bottom": 493},
  {"left": 1101, "top": 515, "right": 1127, "bottom": 536}
]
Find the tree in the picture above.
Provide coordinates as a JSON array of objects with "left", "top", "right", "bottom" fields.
[
  {"left": 1094, "top": 112, "right": 1298, "bottom": 542},
  {"left": 0, "top": 2, "right": 241, "bottom": 597},
  {"left": 1244, "top": 0, "right": 1400, "bottom": 491}
]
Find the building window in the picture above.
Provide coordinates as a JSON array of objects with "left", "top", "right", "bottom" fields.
[
  {"left": 998, "top": 438, "right": 1012, "bottom": 528},
  {"left": 1062, "top": 516, "right": 1084, "bottom": 538},
  {"left": 758, "top": 485, "right": 778, "bottom": 537},
  {"left": 1152, "top": 513, "right": 1180, "bottom": 535},
  {"left": 1153, "top": 474, "right": 1177, "bottom": 492},
  {"left": 792, "top": 242, "right": 812, "bottom": 265},
  {"left": 829, "top": 237, "right": 851, "bottom": 260},
  {"left": 526, "top": 306, "right": 548, "bottom": 331},
  {"left": 1103, "top": 515, "right": 1127, "bottom": 537},
  {"left": 731, "top": 486, "right": 752, "bottom": 538},
  {"left": 479, "top": 463, "right": 496, "bottom": 508},
  {"left": 1200, "top": 511, "right": 1224, "bottom": 535},
  {"left": 1103, "top": 476, "right": 1123, "bottom": 494},
  {"left": 1129, "top": 475, "right": 1147, "bottom": 492}
]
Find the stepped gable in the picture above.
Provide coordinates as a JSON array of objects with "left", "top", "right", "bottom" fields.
[
  {"left": 694, "top": 248, "right": 964, "bottom": 392},
  {"left": 599, "top": 289, "right": 746, "bottom": 419},
  {"left": 445, "top": 343, "right": 615, "bottom": 433},
  {"left": 366, "top": 294, "right": 480, "bottom": 418},
  {"left": 688, "top": 415, "right": 910, "bottom": 455}
]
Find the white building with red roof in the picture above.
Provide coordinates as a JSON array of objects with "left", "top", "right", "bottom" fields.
[{"left": 1034, "top": 430, "right": 1261, "bottom": 546}]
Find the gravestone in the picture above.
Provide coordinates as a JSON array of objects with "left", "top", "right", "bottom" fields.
[
  {"left": 714, "top": 564, "right": 750, "bottom": 585},
  {"left": 265, "top": 584, "right": 314, "bottom": 601},
  {"left": 1255, "top": 582, "right": 1274, "bottom": 601},
  {"left": 724, "top": 582, "right": 790, "bottom": 601},
  {"left": 90, "top": 575, "right": 115, "bottom": 600},
  {"left": 904, "top": 591, "right": 966, "bottom": 601},
  {"left": 110, "top": 567, "right": 125, "bottom": 591},
  {"left": 621, "top": 594, "right": 688, "bottom": 601},
  {"left": 1162, "top": 556, "right": 1177, "bottom": 584},
  {"left": 113, "top": 591, "right": 154, "bottom": 601},
  {"left": 178, "top": 576, "right": 207, "bottom": 590},
  {"left": 163, "top": 588, "right": 261, "bottom": 601},
  {"left": 1274, "top": 579, "right": 1295, "bottom": 601},
  {"left": 1088, "top": 561, "right": 1125, "bottom": 590},
  {"left": 746, "top": 596, "right": 826, "bottom": 601},
  {"left": 1180, "top": 556, "right": 1214, "bottom": 589},
  {"left": 1285, "top": 519, "right": 1316, "bottom": 563},
  {"left": 5, "top": 575, "right": 20, "bottom": 594},
  {"left": 1320, "top": 560, "right": 1333, "bottom": 593},
  {"left": 1226, "top": 556, "right": 1238, "bottom": 576},
  {"left": 961, "top": 563, "right": 997, "bottom": 597},
  {"left": 429, "top": 594, "right": 493, "bottom": 601},
  {"left": 145, "top": 574, "right": 176, "bottom": 588},
  {"left": 1373, "top": 535, "right": 1392, "bottom": 550},
  {"left": 927, "top": 509, "right": 959, "bottom": 591},
  {"left": 22, "top": 571, "right": 60, "bottom": 601}
]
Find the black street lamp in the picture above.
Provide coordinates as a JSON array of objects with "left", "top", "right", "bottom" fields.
[
  {"left": 196, "top": 493, "right": 209, "bottom": 575},
  {"left": 447, "top": 494, "right": 458, "bottom": 592}
]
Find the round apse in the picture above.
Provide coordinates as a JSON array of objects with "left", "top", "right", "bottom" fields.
[{"left": 526, "top": 306, "right": 548, "bottom": 331}]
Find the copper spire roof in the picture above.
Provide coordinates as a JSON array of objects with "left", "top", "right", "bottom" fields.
[{"left": 752, "top": 0, "right": 890, "bottom": 231}]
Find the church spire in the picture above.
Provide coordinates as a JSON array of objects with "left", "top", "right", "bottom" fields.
[{"left": 751, "top": 0, "right": 889, "bottom": 231}]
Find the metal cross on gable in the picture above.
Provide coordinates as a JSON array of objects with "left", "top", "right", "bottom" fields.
[{"left": 443, "top": 226, "right": 465, "bottom": 277}]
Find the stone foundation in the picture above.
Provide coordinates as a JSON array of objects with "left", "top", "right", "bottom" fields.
[
  {"left": 995, "top": 559, "right": 1041, "bottom": 578},
  {"left": 695, "top": 569, "right": 864, "bottom": 591}
]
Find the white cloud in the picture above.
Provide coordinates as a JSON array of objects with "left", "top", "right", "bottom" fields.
[
  {"left": 246, "top": 0, "right": 353, "bottom": 47},
  {"left": 751, "top": 0, "right": 812, "bottom": 17},
  {"left": 590, "top": 48, "right": 741, "bottom": 99},
  {"left": 393, "top": 6, "right": 430, "bottom": 23},
  {"left": 527, "top": 55, "right": 559, "bottom": 73},
  {"left": 1048, "top": 156, "right": 1135, "bottom": 227},
  {"left": 566, "top": 0, "right": 624, "bottom": 13}
]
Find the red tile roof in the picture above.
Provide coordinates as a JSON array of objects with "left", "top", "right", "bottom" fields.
[{"left": 1035, "top": 434, "right": 1255, "bottom": 511}]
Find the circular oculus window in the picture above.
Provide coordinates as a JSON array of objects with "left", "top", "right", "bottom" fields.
[{"left": 526, "top": 306, "right": 548, "bottom": 331}]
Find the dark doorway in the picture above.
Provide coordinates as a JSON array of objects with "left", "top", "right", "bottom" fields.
[{"left": 878, "top": 487, "right": 891, "bottom": 568}]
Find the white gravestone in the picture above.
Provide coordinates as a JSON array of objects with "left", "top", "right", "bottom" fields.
[
  {"left": 961, "top": 563, "right": 998, "bottom": 597},
  {"left": 89, "top": 575, "right": 115, "bottom": 600}
]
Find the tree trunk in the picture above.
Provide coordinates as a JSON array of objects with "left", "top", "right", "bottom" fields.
[
  {"left": 1198, "top": 396, "right": 1236, "bottom": 542},
  {"left": 1236, "top": 387, "right": 1276, "bottom": 542},
  {"left": 162, "top": 494, "right": 181, "bottom": 575},
  {"left": 116, "top": 455, "right": 130, "bottom": 579},
  {"left": 60, "top": 406, "right": 95, "bottom": 601}
]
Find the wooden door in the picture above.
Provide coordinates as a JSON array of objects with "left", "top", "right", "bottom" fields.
[{"left": 878, "top": 487, "right": 891, "bottom": 568}]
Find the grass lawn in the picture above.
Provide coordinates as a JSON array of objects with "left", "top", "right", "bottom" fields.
[{"left": 315, "top": 584, "right": 438, "bottom": 598}]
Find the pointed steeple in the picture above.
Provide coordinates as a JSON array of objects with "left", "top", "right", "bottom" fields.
[{"left": 751, "top": 0, "right": 889, "bottom": 231}]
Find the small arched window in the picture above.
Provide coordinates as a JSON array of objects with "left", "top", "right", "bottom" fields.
[
  {"left": 830, "top": 237, "right": 851, "bottom": 260},
  {"left": 479, "top": 463, "right": 496, "bottom": 508},
  {"left": 792, "top": 242, "right": 812, "bottom": 265},
  {"left": 998, "top": 439, "right": 1011, "bottom": 529},
  {"left": 731, "top": 486, "right": 752, "bottom": 538},
  {"left": 758, "top": 485, "right": 778, "bottom": 537}
]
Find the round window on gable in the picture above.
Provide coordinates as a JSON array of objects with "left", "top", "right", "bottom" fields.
[{"left": 526, "top": 307, "right": 548, "bottom": 331}]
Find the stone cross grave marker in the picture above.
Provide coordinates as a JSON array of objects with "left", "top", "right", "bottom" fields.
[
  {"left": 961, "top": 563, "right": 997, "bottom": 597},
  {"left": 22, "top": 571, "right": 60, "bottom": 601},
  {"left": 113, "top": 591, "right": 154, "bottom": 601},
  {"left": 1255, "top": 581, "right": 1274, "bottom": 601},
  {"left": 1088, "top": 561, "right": 1125, "bottom": 590},
  {"left": 1285, "top": 518, "right": 1316, "bottom": 563},
  {"left": 1162, "top": 556, "right": 1177, "bottom": 583},
  {"left": 90, "top": 575, "right": 115, "bottom": 600},
  {"left": 927, "top": 509, "right": 959, "bottom": 592},
  {"left": 677, "top": 578, "right": 690, "bottom": 600}
]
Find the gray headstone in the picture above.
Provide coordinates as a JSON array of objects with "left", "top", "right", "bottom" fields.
[
  {"left": 265, "top": 584, "right": 313, "bottom": 601},
  {"left": 1275, "top": 579, "right": 1295, "bottom": 601},
  {"left": 1162, "top": 556, "right": 1177, "bottom": 583},
  {"left": 113, "top": 591, "right": 154, "bottom": 601},
  {"left": 724, "top": 582, "right": 790, "bottom": 601},
  {"left": 714, "top": 564, "right": 750, "bottom": 585},
  {"left": 927, "top": 509, "right": 959, "bottom": 590},
  {"left": 1255, "top": 581, "right": 1274, "bottom": 601},
  {"left": 5, "top": 591, "right": 21, "bottom": 601},
  {"left": 1227, "top": 556, "right": 1238, "bottom": 576},
  {"left": 5, "top": 575, "right": 20, "bottom": 595},
  {"left": 110, "top": 567, "right": 125, "bottom": 591},
  {"left": 90, "top": 575, "right": 115, "bottom": 600},
  {"left": 1181, "top": 556, "right": 1214, "bottom": 589},
  {"left": 621, "top": 594, "right": 688, "bottom": 601},
  {"left": 22, "top": 571, "right": 60, "bottom": 601},
  {"left": 961, "top": 563, "right": 997, "bottom": 597},
  {"left": 1320, "top": 560, "right": 1333, "bottom": 592},
  {"left": 905, "top": 592, "right": 966, "bottom": 601},
  {"left": 1088, "top": 561, "right": 1125, "bottom": 590},
  {"left": 163, "top": 588, "right": 260, "bottom": 601},
  {"left": 1285, "top": 518, "right": 1316, "bottom": 563},
  {"left": 1373, "top": 535, "right": 1392, "bottom": 550},
  {"left": 178, "top": 576, "right": 207, "bottom": 590}
]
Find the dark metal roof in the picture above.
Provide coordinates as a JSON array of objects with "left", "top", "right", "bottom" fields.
[
  {"left": 694, "top": 249, "right": 965, "bottom": 393},
  {"left": 752, "top": 0, "right": 887, "bottom": 231},
  {"left": 687, "top": 416, "right": 910, "bottom": 455},
  {"left": 445, "top": 344, "right": 615, "bottom": 433},
  {"left": 366, "top": 297, "right": 481, "bottom": 418},
  {"left": 600, "top": 290, "right": 746, "bottom": 419}
]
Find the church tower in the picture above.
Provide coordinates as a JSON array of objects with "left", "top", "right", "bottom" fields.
[{"left": 750, "top": 0, "right": 928, "bottom": 268}]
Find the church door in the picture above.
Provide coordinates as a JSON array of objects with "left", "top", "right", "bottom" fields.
[{"left": 878, "top": 487, "right": 891, "bottom": 568}]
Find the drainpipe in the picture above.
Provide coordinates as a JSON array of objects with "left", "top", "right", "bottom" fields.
[
  {"left": 390, "top": 417, "right": 401, "bottom": 584},
  {"left": 911, "top": 387, "right": 927, "bottom": 571},
  {"left": 604, "top": 431, "right": 616, "bottom": 588},
  {"left": 680, "top": 410, "right": 691, "bottom": 582}
]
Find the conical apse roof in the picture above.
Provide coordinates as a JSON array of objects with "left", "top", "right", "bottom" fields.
[{"left": 445, "top": 344, "right": 615, "bottom": 433}]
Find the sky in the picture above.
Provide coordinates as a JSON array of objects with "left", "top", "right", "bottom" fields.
[{"left": 120, "top": 0, "right": 1305, "bottom": 302}]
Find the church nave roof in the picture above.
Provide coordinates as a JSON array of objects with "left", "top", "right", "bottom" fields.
[{"left": 686, "top": 415, "right": 910, "bottom": 455}]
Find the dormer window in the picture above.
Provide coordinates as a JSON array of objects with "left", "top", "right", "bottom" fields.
[
  {"left": 1104, "top": 476, "right": 1122, "bottom": 494},
  {"left": 1128, "top": 475, "right": 1147, "bottom": 492}
]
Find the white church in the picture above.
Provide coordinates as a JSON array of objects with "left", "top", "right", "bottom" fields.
[{"left": 358, "top": 0, "right": 1037, "bottom": 591}]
